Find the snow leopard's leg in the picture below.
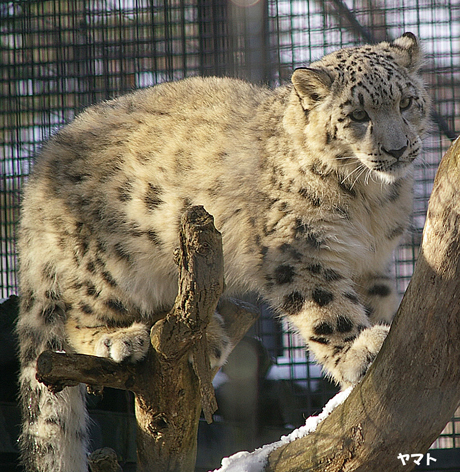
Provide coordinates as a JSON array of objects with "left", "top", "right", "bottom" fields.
[
  {"left": 354, "top": 273, "right": 399, "bottom": 325},
  {"left": 17, "top": 294, "right": 89, "bottom": 472},
  {"left": 262, "top": 263, "right": 389, "bottom": 388}
]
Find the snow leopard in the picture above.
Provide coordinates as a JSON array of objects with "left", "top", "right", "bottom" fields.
[{"left": 17, "top": 32, "right": 430, "bottom": 471}]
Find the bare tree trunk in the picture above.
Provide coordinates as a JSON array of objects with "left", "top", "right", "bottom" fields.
[
  {"left": 265, "top": 138, "right": 460, "bottom": 471},
  {"left": 37, "top": 206, "right": 258, "bottom": 472}
]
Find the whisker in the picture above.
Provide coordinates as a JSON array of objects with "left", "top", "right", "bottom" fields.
[
  {"left": 335, "top": 157, "right": 358, "bottom": 167},
  {"left": 350, "top": 165, "right": 367, "bottom": 189},
  {"left": 366, "top": 168, "right": 377, "bottom": 185},
  {"left": 341, "top": 163, "right": 368, "bottom": 190},
  {"left": 371, "top": 170, "right": 380, "bottom": 185},
  {"left": 364, "top": 168, "right": 371, "bottom": 185},
  {"left": 335, "top": 155, "right": 356, "bottom": 160}
]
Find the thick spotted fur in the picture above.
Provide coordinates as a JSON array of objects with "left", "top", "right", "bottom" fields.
[{"left": 17, "top": 33, "right": 430, "bottom": 471}]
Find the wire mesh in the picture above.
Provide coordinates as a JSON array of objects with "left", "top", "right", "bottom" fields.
[{"left": 1, "top": 0, "right": 460, "bottom": 464}]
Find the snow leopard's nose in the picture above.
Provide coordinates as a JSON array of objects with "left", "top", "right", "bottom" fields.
[{"left": 383, "top": 145, "right": 408, "bottom": 160}]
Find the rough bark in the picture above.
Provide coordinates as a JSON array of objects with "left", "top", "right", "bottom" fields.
[
  {"left": 36, "top": 206, "right": 259, "bottom": 472},
  {"left": 265, "top": 137, "right": 460, "bottom": 471}
]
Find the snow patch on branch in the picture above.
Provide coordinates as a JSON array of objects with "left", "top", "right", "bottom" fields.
[{"left": 211, "top": 387, "right": 353, "bottom": 472}]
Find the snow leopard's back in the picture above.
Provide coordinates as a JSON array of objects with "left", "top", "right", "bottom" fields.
[{"left": 20, "top": 77, "right": 273, "bottom": 310}]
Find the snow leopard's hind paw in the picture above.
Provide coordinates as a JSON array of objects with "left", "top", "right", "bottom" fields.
[
  {"left": 206, "top": 312, "right": 233, "bottom": 368},
  {"left": 188, "top": 312, "right": 233, "bottom": 369}
]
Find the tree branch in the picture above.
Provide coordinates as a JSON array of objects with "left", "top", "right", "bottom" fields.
[
  {"left": 36, "top": 298, "right": 258, "bottom": 395},
  {"left": 36, "top": 351, "right": 137, "bottom": 393},
  {"left": 150, "top": 205, "right": 225, "bottom": 423},
  {"left": 265, "top": 138, "right": 460, "bottom": 471},
  {"left": 36, "top": 205, "right": 259, "bottom": 472}
]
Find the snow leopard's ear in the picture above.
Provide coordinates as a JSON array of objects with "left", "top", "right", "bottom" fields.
[
  {"left": 389, "top": 32, "right": 423, "bottom": 73},
  {"left": 291, "top": 67, "right": 333, "bottom": 109}
]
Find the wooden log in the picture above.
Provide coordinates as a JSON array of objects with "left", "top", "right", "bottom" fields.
[{"left": 265, "top": 138, "right": 460, "bottom": 471}]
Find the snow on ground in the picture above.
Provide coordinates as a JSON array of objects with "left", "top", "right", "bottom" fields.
[{"left": 211, "top": 386, "right": 353, "bottom": 472}]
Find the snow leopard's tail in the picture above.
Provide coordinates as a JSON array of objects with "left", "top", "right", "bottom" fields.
[{"left": 17, "top": 292, "right": 90, "bottom": 472}]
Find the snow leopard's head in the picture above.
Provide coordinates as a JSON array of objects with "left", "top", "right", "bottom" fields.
[{"left": 288, "top": 33, "right": 431, "bottom": 184}]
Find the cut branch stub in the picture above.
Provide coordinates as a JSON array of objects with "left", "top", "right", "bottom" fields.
[
  {"left": 150, "top": 205, "right": 224, "bottom": 360},
  {"left": 88, "top": 447, "right": 123, "bottom": 472}
]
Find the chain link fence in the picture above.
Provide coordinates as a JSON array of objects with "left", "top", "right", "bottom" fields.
[{"left": 1, "top": 0, "right": 459, "bottom": 469}]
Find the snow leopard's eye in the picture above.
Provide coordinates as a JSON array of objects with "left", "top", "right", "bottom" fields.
[
  {"left": 349, "top": 109, "right": 369, "bottom": 122},
  {"left": 399, "top": 97, "right": 412, "bottom": 111},
  {"left": 400, "top": 96, "right": 413, "bottom": 111}
]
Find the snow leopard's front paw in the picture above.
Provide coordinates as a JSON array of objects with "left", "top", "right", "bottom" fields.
[
  {"left": 95, "top": 322, "right": 150, "bottom": 363},
  {"left": 335, "top": 324, "right": 390, "bottom": 388}
]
